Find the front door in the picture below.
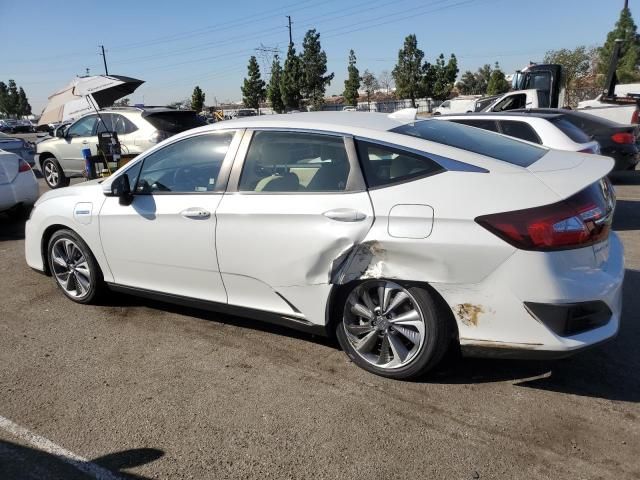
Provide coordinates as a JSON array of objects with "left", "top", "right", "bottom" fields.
[
  {"left": 215, "top": 130, "right": 374, "bottom": 321},
  {"left": 99, "top": 130, "right": 241, "bottom": 303},
  {"left": 56, "top": 114, "right": 100, "bottom": 174}
]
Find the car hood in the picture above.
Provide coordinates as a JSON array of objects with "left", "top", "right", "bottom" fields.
[
  {"left": 35, "top": 179, "right": 103, "bottom": 206},
  {"left": 528, "top": 149, "right": 614, "bottom": 198}
]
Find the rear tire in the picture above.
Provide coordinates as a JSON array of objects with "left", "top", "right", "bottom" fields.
[
  {"left": 336, "top": 280, "right": 451, "bottom": 380},
  {"left": 47, "top": 229, "right": 104, "bottom": 304},
  {"left": 42, "top": 157, "right": 69, "bottom": 189}
]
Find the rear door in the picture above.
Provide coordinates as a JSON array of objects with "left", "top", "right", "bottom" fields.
[{"left": 215, "top": 130, "right": 373, "bottom": 322}]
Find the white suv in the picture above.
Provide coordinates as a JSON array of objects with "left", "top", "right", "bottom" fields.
[{"left": 36, "top": 107, "right": 205, "bottom": 188}]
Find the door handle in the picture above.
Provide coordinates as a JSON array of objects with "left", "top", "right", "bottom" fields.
[
  {"left": 180, "top": 208, "right": 211, "bottom": 219},
  {"left": 323, "top": 208, "right": 367, "bottom": 222}
]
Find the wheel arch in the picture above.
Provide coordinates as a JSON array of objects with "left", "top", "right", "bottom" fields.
[
  {"left": 325, "top": 279, "right": 459, "bottom": 343},
  {"left": 38, "top": 151, "right": 56, "bottom": 169}
]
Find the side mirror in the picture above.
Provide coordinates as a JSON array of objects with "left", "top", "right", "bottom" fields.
[
  {"left": 110, "top": 174, "right": 134, "bottom": 206},
  {"left": 55, "top": 128, "right": 65, "bottom": 138}
]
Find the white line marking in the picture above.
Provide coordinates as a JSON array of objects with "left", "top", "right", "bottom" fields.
[{"left": 0, "top": 415, "right": 123, "bottom": 480}]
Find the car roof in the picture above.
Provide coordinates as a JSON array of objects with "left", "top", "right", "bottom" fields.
[
  {"left": 215, "top": 111, "right": 418, "bottom": 134},
  {"left": 438, "top": 112, "right": 563, "bottom": 120}
]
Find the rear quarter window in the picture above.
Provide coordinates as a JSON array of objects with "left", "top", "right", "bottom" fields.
[
  {"left": 549, "top": 117, "right": 591, "bottom": 143},
  {"left": 498, "top": 120, "right": 541, "bottom": 144},
  {"left": 391, "top": 119, "right": 546, "bottom": 168}
]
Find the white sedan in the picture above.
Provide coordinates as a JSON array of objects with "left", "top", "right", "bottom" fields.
[
  {"left": 24, "top": 111, "right": 623, "bottom": 379},
  {"left": 0, "top": 150, "right": 38, "bottom": 218},
  {"left": 437, "top": 112, "right": 601, "bottom": 153}
]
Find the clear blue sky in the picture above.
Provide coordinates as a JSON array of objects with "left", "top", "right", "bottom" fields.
[{"left": 0, "top": 0, "right": 633, "bottom": 113}]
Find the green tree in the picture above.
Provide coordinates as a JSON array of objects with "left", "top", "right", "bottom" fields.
[
  {"left": 456, "top": 64, "right": 493, "bottom": 95},
  {"left": 343, "top": 49, "right": 360, "bottom": 106},
  {"left": 392, "top": 34, "right": 425, "bottom": 107},
  {"left": 281, "top": 43, "right": 303, "bottom": 110},
  {"left": 267, "top": 55, "right": 285, "bottom": 114},
  {"left": 486, "top": 63, "right": 510, "bottom": 96},
  {"left": 241, "top": 56, "right": 266, "bottom": 110},
  {"left": 0, "top": 82, "right": 8, "bottom": 116},
  {"left": 17, "top": 87, "right": 31, "bottom": 116},
  {"left": 361, "top": 69, "right": 379, "bottom": 110},
  {"left": 191, "top": 86, "right": 205, "bottom": 113},
  {"left": 544, "top": 46, "right": 594, "bottom": 105},
  {"left": 598, "top": 4, "right": 640, "bottom": 83},
  {"left": 300, "top": 29, "right": 334, "bottom": 110},
  {"left": 6, "top": 80, "right": 19, "bottom": 117},
  {"left": 430, "top": 53, "right": 458, "bottom": 100}
]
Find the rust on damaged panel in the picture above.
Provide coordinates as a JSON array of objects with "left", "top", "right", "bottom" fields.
[{"left": 455, "top": 303, "right": 484, "bottom": 326}]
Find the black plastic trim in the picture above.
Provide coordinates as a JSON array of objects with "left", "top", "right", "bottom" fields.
[{"left": 106, "top": 283, "right": 327, "bottom": 336}]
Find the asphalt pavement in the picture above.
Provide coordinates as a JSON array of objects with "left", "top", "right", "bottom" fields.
[{"left": 0, "top": 173, "right": 639, "bottom": 479}]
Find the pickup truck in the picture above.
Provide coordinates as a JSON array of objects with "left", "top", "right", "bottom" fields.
[{"left": 482, "top": 87, "right": 639, "bottom": 125}]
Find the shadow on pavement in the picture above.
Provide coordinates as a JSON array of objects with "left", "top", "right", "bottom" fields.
[
  {"left": 0, "top": 215, "right": 26, "bottom": 241},
  {"left": 610, "top": 170, "right": 640, "bottom": 185},
  {"left": 0, "top": 440, "right": 163, "bottom": 479},
  {"left": 431, "top": 269, "right": 640, "bottom": 403},
  {"left": 612, "top": 200, "right": 640, "bottom": 231}
]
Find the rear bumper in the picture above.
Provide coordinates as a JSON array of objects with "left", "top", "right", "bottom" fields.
[
  {"left": 0, "top": 171, "right": 39, "bottom": 212},
  {"left": 436, "top": 233, "right": 625, "bottom": 358}
]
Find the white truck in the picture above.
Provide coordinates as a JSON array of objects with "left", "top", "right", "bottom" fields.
[{"left": 479, "top": 63, "right": 640, "bottom": 125}]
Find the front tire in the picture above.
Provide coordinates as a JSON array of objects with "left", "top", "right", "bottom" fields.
[
  {"left": 47, "top": 229, "right": 104, "bottom": 304},
  {"left": 42, "top": 157, "right": 69, "bottom": 189},
  {"left": 336, "top": 280, "right": 451, "bottom": 380}
]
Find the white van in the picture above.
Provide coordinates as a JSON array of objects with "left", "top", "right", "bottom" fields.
[{"left": 433, "top": 96, "right": 480, "bottom": 115}]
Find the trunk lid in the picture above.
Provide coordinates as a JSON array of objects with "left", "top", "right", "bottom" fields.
[
  {"left": 0, "top": 151, "right": 19, "bottom": 185},
  {"left": 528, "top": 149, "right": 614, "bottom": 199}
]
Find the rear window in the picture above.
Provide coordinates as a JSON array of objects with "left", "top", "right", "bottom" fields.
[
  {"left": 549, "top": 117, "right": 591, "bottom": 143},
  {"left": 143, "top": 111, "right": 206, "bottom": 134},
  {"left": 391, "top": 119, "right": 546, "bottom": 167}
]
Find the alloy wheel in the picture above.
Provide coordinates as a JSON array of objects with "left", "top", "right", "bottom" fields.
[
  {"left": 342, "top": 280, "right": 426, "bottom": 370},
  {"left": 43, "top": 160, "right": 59, "bottom": 187},
  {"left": 50, "top": 238, "right": 92, "bottom": 298}
]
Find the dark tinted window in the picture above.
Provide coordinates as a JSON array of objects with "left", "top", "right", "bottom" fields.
[
  {"left": 143, "top": 111, "right": 206, "bottom": 134},
  {"left": 549, "top": 117, "right": 591, "bottom": 143},
  {"left": 136, "top": 132, "right": 234, "bottom": 193},
  {"left": 239, "top": 131, "right": 350, "bottom": 192},
  {"left": 499, "top": 121, "right": 541, "bottom": 144},
  {"left": 391, "top": 120, "right": 546, "bottom": 167},
  {"left": 356, "top": 141, "right": 442, "bottom": 188},
  {"left": 449, "top": 119, "right": 499, "bottom": 132}
]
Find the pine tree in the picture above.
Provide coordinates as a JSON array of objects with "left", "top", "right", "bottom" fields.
[
  {"left": 281, "top": 43, "right": 303, "bottom": 110},
  {"left": 486, "top": 63, "right": 510, "bottom": 95},
  {"left": 241, "top": 56, "right": 266, "bottom": 111},
  {"left": 343, "top": 49, "right": 360, "bottom": 106},
  {"left": 598, "top": 4, "right": 640, "bottom": 83},
  {"left": 6, "top": 80, "right": 19, "bottom": 117},
  {"left": 300, "top": 29, "right": 334, "bottom": 110},
  {"left": 0, "top": 82, "right": 8, "bottom": 116},
  {"left": 17, "top": 87, "right": 31, "bottom": 116},
  {"left": 267, "top": 55, "right": 285, "bottom": 114},
  {"left": 429, "top": 54, "right": 458, "bottom": 100},
  {"left": 191, "top": 86, "right": 205, "bottom": 113},
  {"left": 361, "top": 70, "right": 378, "bottom": 111},
  {"left": 392, "top": 34, "right": 425, "bottom": 107}
]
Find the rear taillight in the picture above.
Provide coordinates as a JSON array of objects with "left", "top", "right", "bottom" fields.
[
  {"left": 632, "top": 108, "right": 639, "bottom": 124},
  {"left": 611, "top": 132, "right": 636, "bottom": 144},
  {"left": 18, "top": 158, "right": 31, "bottom": 172},
  {"left": 476, "top": 179, "right": 614, "bottom": 251}
]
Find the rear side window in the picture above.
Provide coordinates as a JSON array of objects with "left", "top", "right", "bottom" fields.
[
  {"left": 391, "top": 120, "right": 546, "bottom": 167},
  {"left": 143, "top": 111, "right": 206, "bottom": 134},
  {"left": 239, "top": 131, "right": 350, "bottom": 192},
  {"left": 549, "top": 117, "right": 591, "bottom": 143},
  {"left": 356, "top": 140, "right": 442, "bottom": 188},
  {"left": 498, "top": 121, "right": 541, "bottom": 144},
  {"left": 449, "top": 119, "right": 499, "bottom": 132}
]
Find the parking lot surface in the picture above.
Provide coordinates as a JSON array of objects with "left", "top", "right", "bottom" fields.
[{"left": 1, "top": 174, "right": 639, "bottom": 479}]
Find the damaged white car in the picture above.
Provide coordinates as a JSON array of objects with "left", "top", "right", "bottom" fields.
[{"left": 25, "top": 111, "right": 623, "bottom": 379}]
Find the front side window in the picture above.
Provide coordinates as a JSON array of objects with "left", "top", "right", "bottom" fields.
[
  {"left": 135, "top": 132, "right": 234, "bottom": 194},
  {"left": 356, "top": 141, "right": 443, "bottom": 188},
  {"left": 238, "top": 131, "right": 350, "bottom": 192},
  {"left": 67, "top": 115, "right": 98, "bottom": 137},
  {"left": 499, "top": 121, "right": 541, "bottom": 144},
  {"left": 492, "top": 94, "right": 527, "bottom": 112}
]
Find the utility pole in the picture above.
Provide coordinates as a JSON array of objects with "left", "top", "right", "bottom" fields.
[
  {"left": 286, "top": 16, "right": 293, "bottom": 45},
  {"left": 99, "top": 45, "right": 109, "bottom": 75}
]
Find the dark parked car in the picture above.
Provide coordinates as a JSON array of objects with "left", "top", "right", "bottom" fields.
[{"left": 514, "top": 108, "right": 640, "bottom": 171}]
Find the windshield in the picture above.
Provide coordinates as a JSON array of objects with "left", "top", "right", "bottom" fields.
[
  {"left": 390, "top": 119, "right": 547, "bottom": 167},
  {"left": 143, "top": 111, "right": 206, "bottom": 134}
]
